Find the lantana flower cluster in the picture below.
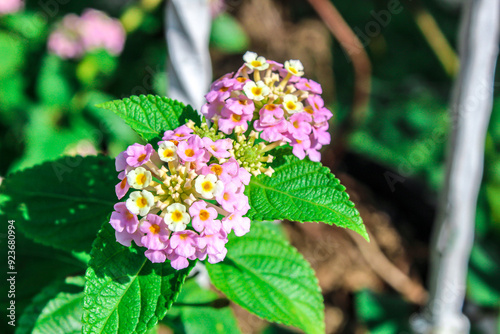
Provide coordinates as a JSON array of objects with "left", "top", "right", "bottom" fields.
[
  {"left": 201, "top": 51, "right": 333, "bottom": 161},
  {"left": 48, "top": 9, "right": 125, "bottom": 59},
  {"left": 109, "top": 123, "right": 274, "bottom": 270}
]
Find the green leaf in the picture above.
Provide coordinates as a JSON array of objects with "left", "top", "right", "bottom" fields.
[
  {"left": 83, "top": 223, "right": 195, "bottom": 334},
  {"left": 467, "top": 240, "right": 500, "bottom": 307},
  {"left": 36, "top": 55, "right": 74, "bottom": 107},
  {"left": 354, "top": 289, "right": 411, "bottom": 334},
  {"left": 0, "top": 31, "right": 25, "bottom": 79},
  {"left": 9, "top": 106, "right": 98, "bottom": 172},
  {"left": 165, "top": 280, "right": 241, "bottom": 334},
  {"left": 245, "top": 155, "right": 368, "bottom": 240},
  {"left": 210, "top": 13, "right": 249, "bottom": 54},
  {"left": 17, "top": 277, "right": 85, "bottom": 334},
  {"left": 206, "top": 223, "right": 324, "bottom": 334},
  {"left": 0, "top": 155, "right": 117, "bottom": 253},
  {"left": 96, "top": 95, "right": 200, "bottom": 141},
  {"left": 1, "top": 230, "right": 84, "bottom": 334}
]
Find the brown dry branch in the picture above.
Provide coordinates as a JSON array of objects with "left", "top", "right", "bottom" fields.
[
  {"left": 306, "top": 0, "right": 372, "bottom": 133},
  {"left": 347, "top": 228, "right": 428, "bottom": 305}
]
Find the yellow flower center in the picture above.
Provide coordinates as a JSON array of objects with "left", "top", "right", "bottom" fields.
[
  {"left": 211, "top": 165, "right": 223, "bottom": 176},
  {"left": 171, "top": 210, "right": 183, "bottom": 222},
  {"left": 237, "top": 77, "right": 247, "bottom": 83},
  {"left": 185, "top": 149, "right": 195, "bottom": 157},
  {"left": 126, "top": 212, "right": 135, "bottom": 220},
  {"left": 138, "top": 154, "right": 147, "bottom": 162},
  {"left": 136, "top": 173, "right": 147, "bottom": 185},
  {"left": 286, "top": 101, "right": 296, "bottom": 110},
  {"left": 179, "top": 233, "right": 188, "bottom": 240},
  {"left": 202, "top": 181, "right": 214, "bottom": 192},
  {"left": 137, "top": 197, "right": 148, "bottom": 208},
  {"left": 120, "top": 178, "right": 128, "bottom": 189},
  {"left": 163, "top": 149, "right": 174, "bottom": 158},
  {"left": 230, "top": 114, "right": 242, "bottom": 122},
  {"left": 289, "top": 67, "right": 298, "bottom": 75},
  {"left": 149, "top": 224, "right": 160, "bottom": 234},
  {"left": 223, "top": 193, "right": 230, "bottom": 201},
  {"left": 199, "top": 210, "right": 210, "bottom": 221},
  {"left": 251, "top": 86, "right": 263, "bottom": 96},
  {"left": 265, "top": 104, "right": 277, "bottom": 111},
  {"left": 304, "top": 106, "right": 314, "bottom": 114},
  {"left": 251, "top": 60, "right": 262, "bottom": 67},
  {"left": 293, "top": 121, "right": 300, "bottom": 129}
]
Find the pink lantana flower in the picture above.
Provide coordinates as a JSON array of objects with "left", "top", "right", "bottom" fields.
[
  {"left": 145, "top": 249, "right": 168, "bottom": 263},
  {"left": 177, "top": 136, "right": 205, "bottom": 162},
  {"left": 115, "top": 228, "right": 143, "bottom": 248},
  {"left": 222, "top": 211, "right": 251, "bottom": 237},
  {"left": 287, "top": 112, "right": 313, "bottom": 140},
  {"left": 296, "top": 78, "right": 322, "bottom": 94},
  {"left": 115, "top": 151, "right": 128, "bottom": 172},
  {"left": 163, "top": 124, "right": 194, "bottom": 142},
  {"left": 290, "top": 137, "right": 311, "bottom": 160},
  {"left": 216, "top": 181, "right": 246, "bottom": 213},
  {"left": 125, "top": 143, "right": 154, "bottom": 167},
  {"left": 167, "top": 252, "right": 192, "bottom": 270},
  {"left": 170, "top": 230, "right": 205, "bottom": 258},
  {"left": 202, "top": 138, "right": 232, "bottom": 159},
  {"left": 312, "top": 126, "right": 331, "bottom": 146},
  {"left": 205, "top": 77, "right": 234, "bottom": 103},
  {"left": 224, "top": 95, "right": 255, "bottom": 116},
  {"left": 110, "top": 202, "right": 139, "bottom": 233},
  {"left": 115, "top": 171, "right": 130, "bottom": 200},
  {"left": 200, "top": 99, "right": 225, "bottom": 119},
  {"left": 218, "top": 109, "right": 253, "bottom": 134},
  {"left": 199, "top": 229, "right": 229, "bottom": 264},
  {"left": 217, "top": 158, "right": 251, "bottom": 187},
  {"left": 140, "top": 214, "right": 170, "bottom": 250},
  {"left": 189, "top": 200, "right": 221, "bottom": 234}
]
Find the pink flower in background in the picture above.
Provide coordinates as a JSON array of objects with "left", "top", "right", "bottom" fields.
[
  {"left": 48, "top": 9, "right": 125, "bottom": 59},
  {"left": 79, "top": 9, "right": 126, "bottom": 55},
  {"left": 0, "top": 0, "right": 23, "bottom": 15},
  {"left": 48, "top": 14, "right": 84, "bottom": 59}
]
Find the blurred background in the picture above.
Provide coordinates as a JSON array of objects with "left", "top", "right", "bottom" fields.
[{"left": 1, "top": 0, "right": 499, "bottom": 333}]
